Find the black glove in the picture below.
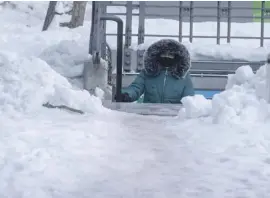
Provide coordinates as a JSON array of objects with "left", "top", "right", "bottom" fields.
[{"left": 114, "top": 93, "right": 132, "bottom": 102}]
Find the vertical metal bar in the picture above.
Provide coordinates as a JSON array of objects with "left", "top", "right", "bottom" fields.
[
  {"left": 100, "top": 16, "right": 123, "bottom": 102},
  {"left": 106, "top": 43, "right": 113, "bottom": 85},
  {"left": 89, "top": 2, "right": 101, "bottom": 54},
  {"left": 189, "top": 1, "right": 194, "bottom": 43},
  {"left": 260, "top": 1, "right": 265, "bottom": 47},
  {"left": 227, "top": 1, "right": 231, "bottom": 43},
  {"left": 115, "top": 19, "right": 123, "bottom": 102},
  {"left": 89, "top": 1, "right": 95, "bottom": 54},
  {"left": 178, "top": 1, "right": 183, "bottom": 42},
  {"left": 137, "top": 1, "right": 146, "bottom": 72},
  {"left": 100, "top": 2, "right": 107, "bottom": 59},
  {"left": 138, "top": 2, "right": 145, "bottom": 45},
  {"left": 123, "top": 1, "right": 133, "bottom": 72},
  {"left": 217, "top": 1, "right": 221, "bottom": 45}
]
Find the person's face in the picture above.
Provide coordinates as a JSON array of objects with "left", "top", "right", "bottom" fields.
[{"left": 158, "top": 52, "right": 180, "bottom": 68}]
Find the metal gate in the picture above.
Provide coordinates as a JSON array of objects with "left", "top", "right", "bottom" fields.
[{"left": 89, "top": 1, "right": 268, "bottom": 100}]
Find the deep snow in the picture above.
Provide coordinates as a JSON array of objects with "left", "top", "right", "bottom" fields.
[
  {"left": 1, "top": 2, "right": 270, "bottom": 198},
  {"left": 2, "top": 110, "right": 270, "bottom": 198},
  {"left": 179, "top": 64, "right": 270, "bottom": 124}
]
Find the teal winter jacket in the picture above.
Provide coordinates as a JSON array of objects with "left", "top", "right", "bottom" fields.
[{"left": 122, "top": 39, "right": 195, "bottom": 104}]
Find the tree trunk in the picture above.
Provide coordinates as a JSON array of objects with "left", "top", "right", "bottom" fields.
[
  {"left": 0, "top": 1, "right": 16, "bottom": 9},
  {"left": 42, "top": 1, "right": 57, "bottom": 31},
  {"left": 61, "top": 1, "right": 87, "bottom": 28}
]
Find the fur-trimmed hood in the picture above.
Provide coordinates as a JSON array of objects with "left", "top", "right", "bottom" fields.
[{"left": 143, "top": 39, "right": 191, "bottom": 79}]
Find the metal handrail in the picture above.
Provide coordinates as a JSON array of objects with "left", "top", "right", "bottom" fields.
[
  {"left": 106, "top": 33, "right": 270, "bottom": 40},
  {"left": 100, "top": 15, "right": 124, "bottom": 102},
  {"left": 117, "top": 70, "right": 233, "bottom": 77}
]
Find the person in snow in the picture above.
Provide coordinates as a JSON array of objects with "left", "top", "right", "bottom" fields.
[{"left": 117, "top": 39, "right": 195, "bottom": 103}]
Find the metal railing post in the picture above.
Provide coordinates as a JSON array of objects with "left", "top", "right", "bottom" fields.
[
  {"left": 227, "top": 1, "right": 232, "bottom": 43},
  {"left": 178, "top": 1, "right": 183, "bottom": 42},
  {"left": 216, "top": 1, "right": 221, "bottom": 44},
  {"left": 100, "top": 16, "right": 124, "bottom": 102},
  {"left": 89, "top": 1, "right": 101, "bottom": 54},
  {"left": 260, "top": 1, "right": 265, "bottom": 47},
  {"left": 123, "top": 1, "right": 133, "bottom": 72},
  {"left": 137, "top": 1, "right": 146, "bottom": 72},
  {"left": 100, "top": 2, "right": 107, "bottom": 59},
  {"left": 189, "top": 1, "right": 194, "bottom": 43}
]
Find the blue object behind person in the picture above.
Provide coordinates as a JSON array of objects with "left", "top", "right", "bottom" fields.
[{"left": 118, "top": 39, "right": 195, "bottom": 103}]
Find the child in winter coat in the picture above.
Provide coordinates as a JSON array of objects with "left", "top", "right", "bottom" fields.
[{"left": 118, "top": 39, "right": 194, "bottom": 104}]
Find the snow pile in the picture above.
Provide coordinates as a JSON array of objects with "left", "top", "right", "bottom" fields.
[
  {"left": 0, "top": 51, "right": 105, "bottom": 115},
  {"left": 0, "top": 1, "right": 92, "bottom": 32},
  {"left": 178, "top": 95, "right": 212, "bottom": 119},
  {"left": 226, "top": 65, "right": 255, "bottom": 89},
  {"left": 0, "top": 1, "right": 49, "bottom": 25},
  {"left": 39, "top": 40, "right": 88, "bottom": 78},
  {"left": 39, "top": 40, "right": 112, "bottom": 99},
  {"left": 0, "top": 21, "right": 91, "bottom": 58},
  {"left": 211, "top": 85, "right": 269, "bottom": 124},
  {"left": 179, "top": 64, "right": 270, "bottom": 124},
  {"left": 0, "top": 1, "right": 77, "bottom": 28}
]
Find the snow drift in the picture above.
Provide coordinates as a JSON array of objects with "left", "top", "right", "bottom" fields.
[
  {"left": 0, "top": 51, "right": 106, "bottom": 115},
  {"left": 179, "top": 64, "right": 270, "bottom": 124},
  {"left": 39, "top": 40, "right": 88, "bottom": 79}
]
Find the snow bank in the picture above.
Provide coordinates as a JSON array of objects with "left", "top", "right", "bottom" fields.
[
  {"left": 179, "top": 64, "right": 270, "bottom": 124},
  {"left": 39, "top": 40, "right": 112, "bottom": 99},
  {"left": 0, "top": 1, "right": 93, "bottom": 29},
  {"left": 178, "top": 95, "right": 212, "bottom": 119},
  {"left": 0, "top": 1, "right": 49, "bottom": 26},
  {"left": 0, "top": 1, "right": 88, "bottom": 28},
  {"left": 0, "top": 51, "right": 105, "bottom": 115},
  {"left": 39, "top": 40, "right": 88, "bottom": 78}
]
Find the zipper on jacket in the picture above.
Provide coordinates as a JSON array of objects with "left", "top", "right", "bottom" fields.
[{"left": 162, "top": 68, "right": 168, "bottom": 103}]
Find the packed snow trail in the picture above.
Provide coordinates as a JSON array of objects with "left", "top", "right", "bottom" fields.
[{"left": 1, "top": 108, "right": 270, "bottom": 198}]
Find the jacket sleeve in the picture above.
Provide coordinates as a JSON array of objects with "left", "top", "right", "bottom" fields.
[
  {"left": 121, "top": 71, "right": 145, "bottom": 102},
  {"left": 182, "top": 73, "right": 195, "bottom": 97}
]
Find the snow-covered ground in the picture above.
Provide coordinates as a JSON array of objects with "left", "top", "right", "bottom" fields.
[{"left": 1, "top": 2, "right": 270, "bottom": 198}]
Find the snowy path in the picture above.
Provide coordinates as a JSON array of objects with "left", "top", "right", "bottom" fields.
[
  {"left": 1, "top": 108, "right": 270, "bottom": 198},
  {"left": 1, "top": 2, "right": 270, "bottom": 197}
]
